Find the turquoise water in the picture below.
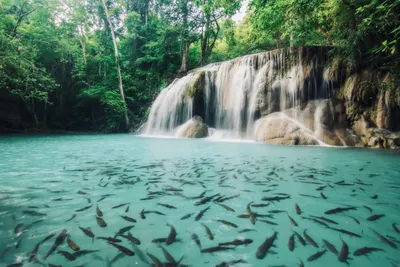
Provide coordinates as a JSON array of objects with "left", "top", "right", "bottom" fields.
[{"left": 0, "top": 134, "right": 399, "bottom": 267}]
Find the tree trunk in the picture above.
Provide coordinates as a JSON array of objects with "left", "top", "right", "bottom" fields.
[
  {"left": 179, "top": 42, "right": 190, "bottom": 73},
  {"left": 101, "top": 0, "right": 130, "bottom": 129},
  {"left": 200, "top": 14, "right": 210, "bottom": 66}
]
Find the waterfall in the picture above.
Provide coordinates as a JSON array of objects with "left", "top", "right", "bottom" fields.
[{"left": 142, "top": 47, "right": 342, "bottom": 144}]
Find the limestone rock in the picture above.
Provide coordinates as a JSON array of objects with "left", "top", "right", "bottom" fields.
[
  {"left": 254, "top": 113, "right": 319, "bottom": 146},
  {"left": 176, "top": 116, "right": 209, "bottom": 138}
]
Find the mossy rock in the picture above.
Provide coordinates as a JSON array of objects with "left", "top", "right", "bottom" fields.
[{"left": 186, "top": 71, "right": 206, "bottom": 98}]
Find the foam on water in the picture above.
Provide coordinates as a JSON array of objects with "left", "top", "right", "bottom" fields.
[{"left": 0, "top": 135, "right": 399, "bottom": 267}]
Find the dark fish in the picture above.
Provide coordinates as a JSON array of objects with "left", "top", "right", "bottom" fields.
[
  {"left": 288, "top": 234, "right": 295, "bottom": 251},
  {"left": 22, "top": 210, "right": 47, "bottom": 216},
  {"left": 58, "top": 250, "right": 76, "bottom": 261},
  {"left": 157, "top": 203, "right": 177, "bottom": 209},
  {"left": 73, "top": 249, "right": 99, "bottom": 258},
  {"left": 298, "top": 259, "right": 304, "bottom": 267},
  {"left": 307, "top": 249, "right": 327, "bottom": 261},
  {"left": 201, "top": 246, "right": 234, "bottom": 253},
  {"left": 77, "top": 190, "right": 89, "bottom": 195},
  {"left": 218, "top": 203, "right": 235, "bottom": 212},
  {"left": 216, "top": 259, "right": 246, "bottom": 267},
  {"left": 159, "top": 245, "right": 176, "bottom": 264},
  {"left": 140, "top": 209, "right": 146, "bottom": 219},
  {"left": 166, "top": 223, "right": 177, "bottom": 245},
  {"left": 324, "top": 207, "right": 357, "bottom": 215},
  {"left": 310, "top": 215, "right": 338, "bottom": 225},
  {"left": 372, "top": 229, "right": 397, "bottom": 248},
  {"left": 191, "top": 233, "right": 202, "bottom": 249},
  {"left": 327, "top": 226, "right": 362, "bottom": 237},
  {"left": 96, "top": 205, "right": 103, "bottom": 217},
  {"left": 216, "top": 219, "right": 238, "bottom": 228},
  {"left": 238, "top": 229, "right": 257, "bottom": 233},
  {"left": 262, "top": 196, "right": 290, "bottom": 202},
  {"left": 256, "top": 231, "right": 277, "bottom": 259},
  {"left": 108, "top": 242, "right": 134, "bottom": 256},
  {"left": 347, "top": 215, "right": 360, "bottom": 224},
  {"left": 121, "top": 232, "right": 141, "bottom": 245},
  {"left": 152, "top": 238, "right": 167, "bottom": 243},
  {"left": 338, "top": 239, "right": 349, "bottom": 262},
  {"left": 125, "top": 205, "right": 130, "bottom": 213},
  {"left": 300, "top": 194, "right": 319, "bottom": 199},
  {"left": 195, "top": 193, "right": 220, "bottom": 206},
  {"left": 288, "top": 214, "right": 298, "bottom": 226},
  {"left": 293, "top": 230, "right": 306, "bottom": 246},
  {"left": 147, "top": 251, "right": 163, "bottom": 267},
  {"left": 79, "top": 226, "right": 95, "bottom": 239},
  {"left": 14, "top": 223, "right": 23, "bottom": 234},
  {"left": 303, "top": 230, "right": 318, "bottom": 248},
  {"left": 268, "top": 210, "right": 286, "bottom": 214},
  {"left": 44, "top": 229, "right": 68, "bottom": 260},
  {"left": 112, "top": 203, "right": 129, "bottom": 209},
  {"left": 195, "top": 206, "right": 210, "bottom": 221},
  {"left": 259, "top": 219, "right": 278, "bottom": 225},
  {"left": 219, "top": 239, "right": 253, "bottom": 246},
  {"left": 295, "top": 204, "right": 302, "bottom": 215},
  {"left": 121, "top": 215, "right": 137, "bottom": 223},
  {"left": 251, "top": 203, "right": 269, "bottom": 208},
  {"left": 28, "top": 233, "right": 56, "bottom": 262},
  {"left": 393, "top": 223, "right": 400, "bottom": 234},
  {"left": 67, "top": 235, "right": 80, "bottom": 251},
  {"left": 96, "top": 216, "right": 107, "bottom": 227},
  {"left": 5, "top": 263, "right": 23, "bottom": 267},
  {"left": 202, "top": 223, "right": 214, "bottom": 240},
  {"left": 367, "top": 214, "right": 385, "bottom": 221},
  {"left": 66, "top": 213, "right": 76, "bottom": 222},
  {"left": 75, "top": 204, "right": 92, "bottom": 212},
  {"left": 353, "top": 247, "right": 384, "bottom": 256},
  {"left": 321, "top": 192, "right": 327, "bottom": 199},
  {"left": 363, "top": 205, "right": 373, "bottom": 213},
  {"left": 371, "top": 194, "right": 378, "bottom": 199},
  {"left": 115, "top": 225, "right": 135, "bottom": 236},
  {"left": 322, "top": 239, "right": 339, "bottom": 255},
  {"left": 316, "top": 185, "right": 327, "bottom": 191},
  {"left": 180, "top": 213, "right": 194, "bottom": 220},
  {"left": 97, "top": 236, "right": 122, "bottom": 243}
]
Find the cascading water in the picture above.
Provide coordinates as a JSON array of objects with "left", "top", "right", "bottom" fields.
[{"left": 142, "top": 47, "right": 348, "bottom": 146}]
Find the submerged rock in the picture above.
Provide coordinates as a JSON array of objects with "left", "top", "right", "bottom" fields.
[
  {"left": 176, "top": 116, "right": 209, "bottom": 138},
  {"left": 254, "top": 113, "right": 319, "bottom": 146}
]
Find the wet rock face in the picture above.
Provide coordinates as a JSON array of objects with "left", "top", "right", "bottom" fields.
[{"left": 176, "top": 116, "right": 209, "bottom": 138}]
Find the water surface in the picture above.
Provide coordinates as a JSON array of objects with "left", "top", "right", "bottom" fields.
[{"left": 0, "top": 134, "right": 399, "bottom": 266}]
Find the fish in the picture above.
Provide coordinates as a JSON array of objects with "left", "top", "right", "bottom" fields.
[
  {"left": 327, "top": 226, "right": 362, "bottom": 238},
  {"left": 44, "top": 229, "right": 68, "bottom": 260},
  {"left": 96, "top": 205, "right": 103, "bottom": 217},
  {"left": 22, "top": 210, "right": 47, "bottom": 216},
  {"left": 298, "top": 259, "right": 304, "bottom": 267},
  {"left": 58, "top": 250, "right": 76, "bottom": 261},
  {"left": 157, "top": 203, "right": 177, "bottom": 209},
  {"left": 152, "top": 238, "right": 167, "bottom": 243},
  {"left": 393, "top": 223, "right": 400, "bottom": 234},
  {"left": 322, "top": 239, "right": 339, "bottom": 255},
  {"left": 14, "top": 223, "right": 23, "bottom": 234},
  {"left": 195, "top": 206, "right": 210, "bottom": 221},
  {"left": 338, "top": 239, "right": 349, "bottom": 262},
  {"left": 321, "top": 192, "right": 327, "bottom": 199},
  {"left": 288, "top": 234, "right": 295, "bottom": 251},
  {"left": 159, "top": 245, "right": 176, "bottom": 264},
  {"left": 268, "top": 210, "right": 286, "bottom": 214},
  {"left": 115, "top": 225, "right": 135, "bottom": 236},
  {"left": 108, "top": 242, "right": 134, "bottom": 256},
  {"left": 121, "top": 232, "right": 141, "bottom": 245},
  {"left": 363, "top": 205, "right": 373, "bottom": 212},
  {"left": 303, "top": 230, "right": 318, "bottom": 248},
  {"left": 140, "top": 209, "right": 146, "bottom": 219},
  {"left": 219, "top": 239, "right": 253, "bottom": 246},
  {"left": 238, "top": 229, "right": 257, "bottom": 233},
  {"left": 216, "top": 219, "right": 238, "bottom": 228},
  {"left": 195, "top": 193, "right": 220, "bottom": 206},
  {"left": 347, "top": 215, "right": 360, "bottom": 224},
  {"left": 201, "top": 246, "right": 235, "bottom": 253},
  {"left": 75, "top": 204, "right": 92, "bottom": 212},
  {"left": 372, "top": 229, "right": 397, "bottom": 248},
  {"left": 288, "top": 214, "right": 298, "bottom": 226},
  {"left": 216, "top": 259, "right": 246, "bottom": 267},
  {"left": 166, "top": 223, "right": 177, "bottom": 245},
  {"left": 256, "top": 231, "right": 277, "bottom": 259},
  {"left": 121, "top": 215, "right": 137, "bottom": 223},
  {"left": 262, "top": 196, "right": 290, "bottom": 202},
  {"left": 96, "top": 216, "right": 107, "bottom": 227},
  {"left": 191, "top": 233, "right": 202, "bottom": 249},
  {"left": 293, "top": 230, "right": 306, "bottom": 246},
  {"left": 180, "top": 213, "right": 195, "bottom": 220},
  {"left": 5, "top": 263, "right": 23, "bottom": 267},
  {"left": 97, "top": 237, "right": 122, "bottom": 243},
  {"left": 251, "top": 203, "right": 269, "bottom": 208},
  {"left": 125, "top": 205, "right": 130, "bottom": 212},
  {"left": 202, "top": 223, "right": 214, "bottom": 240},
  {"left": 259, "top": 219, "right": 278, "bottom": 225},
  {"left": 67, "top": 235, "right": 80, "bottom": 251},
  {"left": 28, "top": 233, "right": 56, "bottom": 262},
  {"left": 307, "top": 249, "right": 327, "bottom": 261},
  {"left": 316, "top": 185, "right": 327, "bottom": 191},
  {"left": 353, "top": 247, "right": 384, "bottom": 256},
  {"left": 367, "top": 214, "right": 385, "bottom": 221},
  {"left": 371, "top": 194, "right": 378, "bottom": 199},
  {"left": 218, "top": 203, "right": 235, "bottom": 212},
  {"left": 77, "top": 190, "right": 89, "bottom": 195},
  {"left": 66, "top": 213, "right": 76, "bottom": 222},
  {"left": 324, "top": 206, "right": 357, "bottom": 214},
  {"left": 147, "top": 251, "right": 163, "bottom": 267},
  {"left": 112, "top": 203, "right": 130, "bottom": 209},
  {"left": 295, "top": 204, "right": 302, "bottom": 214},
  {"left": 310, "top": 215, "right": 338, "bottom": 225},
  {"left": 73, "top": 249, "right": 98, "bottom": 258},
  {"left": 79, "top": 226, "right": 95, "bottom": 239}
]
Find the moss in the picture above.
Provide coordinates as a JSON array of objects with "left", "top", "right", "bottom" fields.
[{"left": 185, "top": 71, "right": 206, "bottom": 98}]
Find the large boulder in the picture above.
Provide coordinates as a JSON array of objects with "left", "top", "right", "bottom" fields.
[
  {"left": 254, "top": 113, "right": 319, "bottom": 145},
  {"left": 176, "top": 116, "right": 209, "bottom": 138}
]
